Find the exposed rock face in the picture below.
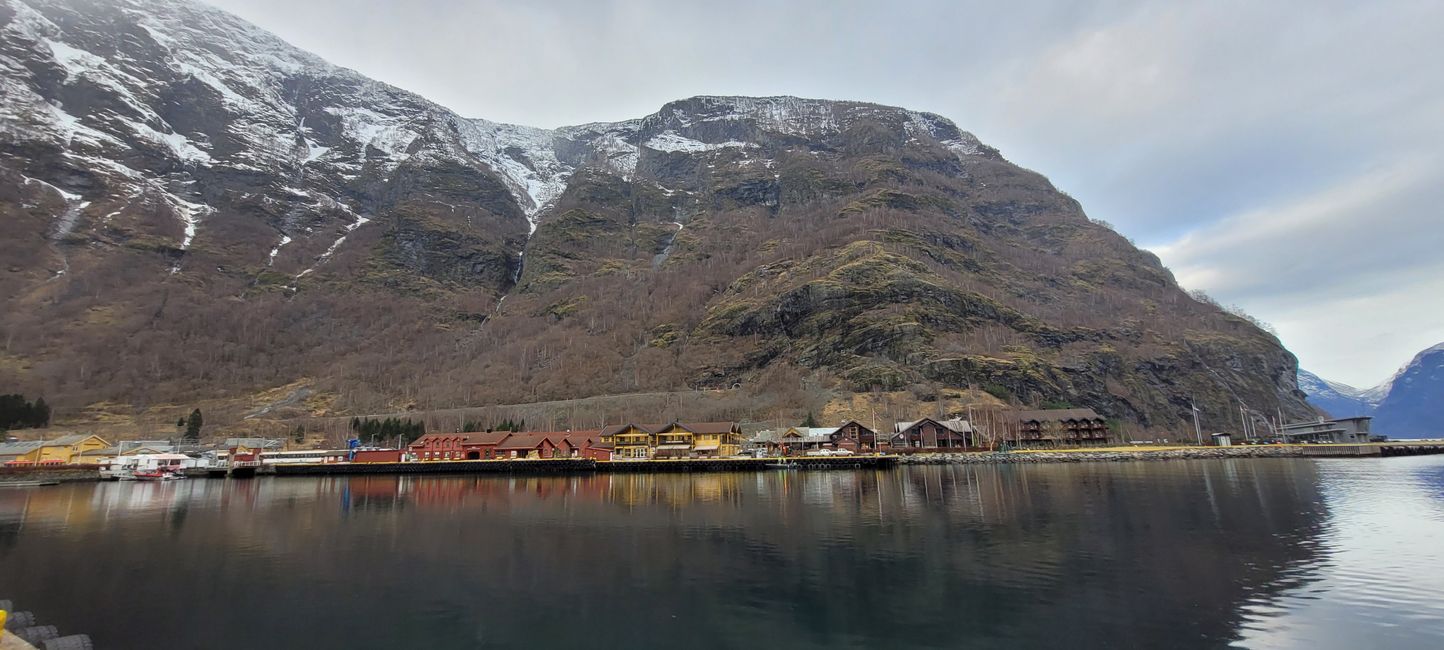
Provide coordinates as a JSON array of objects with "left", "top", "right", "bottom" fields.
[
  {"left": 0, "top": 0, "right": 1314, "bottom": 431},
  {"left": 1372, "top": 344, "right": 1444, "bottom": 438}
]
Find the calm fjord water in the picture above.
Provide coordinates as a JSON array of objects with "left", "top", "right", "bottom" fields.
[{"left": 2, "top": 458, "right": 1442, "bottom": 649}]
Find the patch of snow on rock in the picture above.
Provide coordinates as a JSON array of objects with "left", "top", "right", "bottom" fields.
[{"left": 643, "top": 131, "right": 755, "bottom": 154}]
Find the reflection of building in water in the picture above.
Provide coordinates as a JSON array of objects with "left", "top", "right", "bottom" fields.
[
  {"left": 601, "top": 473, "right": 745, "bottom": 508},
  {"left": 0, "top": 460, "right": 1349, "bottom": 650}
]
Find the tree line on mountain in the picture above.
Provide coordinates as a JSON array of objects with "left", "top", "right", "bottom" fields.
[
  {"left": 461, "top": 418, "right": 525, "bottom": 433},
  {"left": 0, "top": 394, "right": 51, "bottom": 430},
  {"left": 349, "top": 416, "right": 427, "bottom": 445}
]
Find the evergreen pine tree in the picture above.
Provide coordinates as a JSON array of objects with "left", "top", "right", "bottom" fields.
[
  {"left": 30, "top": 397, "right": 50, "bottom": 428},
  {"left": 802, "top": 411, "right": 819, "bottom": 427},
  {"left": 184, "top": 409, "right": 203, "bottom": 442}
]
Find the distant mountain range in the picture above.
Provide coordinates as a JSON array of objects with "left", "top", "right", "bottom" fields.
[{"left": 1298, "top": 343, "right": 1444, "bottom": 438}]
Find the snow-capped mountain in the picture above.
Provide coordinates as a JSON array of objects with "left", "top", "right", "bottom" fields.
[
  {"left": 1, "top": 0, "right": 1314, "bottom": 433},
  {"left": 1299, "top": 343, "right": 1443, "bottom": 438},
  {"left": 1296, "top": 369, "right": 1382, "bottom": 418},
  {"left": 2, "top": 0, "right": 991, "bottom": 277},
  {"left": 1371, "top": 343, "right": 1444, "bottom": 438}
]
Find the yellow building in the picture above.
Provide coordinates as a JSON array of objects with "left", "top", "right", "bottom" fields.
[
  {"left": 0, "top": 434, "right": 112, "bottom": 465},
  {"left": 599, "top": 422, "right": 742, "bottom": 459},
  {"left": 600, "top": 424, "right": 654, "bottom": 459}
]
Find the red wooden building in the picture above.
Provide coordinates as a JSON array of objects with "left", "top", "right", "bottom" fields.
[
  {"left": 559, "top": 432, "right": 611, "bottom": 460},
  {"left": 408, "top": 431, "right": 511, "bottom": 461},
  {"left": 352, "top": 449, "right": 405, "bottom": 463},
  {"left": 495, "top": 433, "right": 561, "bottom": 459}
]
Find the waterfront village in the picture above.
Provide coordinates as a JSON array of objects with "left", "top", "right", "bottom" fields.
[{"left": 0, "top": 406, "right": 1397, "bottom": 481}]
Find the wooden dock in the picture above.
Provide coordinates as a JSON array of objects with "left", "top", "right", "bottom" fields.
[
  {"left": 274, "top": 458, "right": 597, "bottom": 476},
  {"left": 271, "top": 455, "right": 897, "bottom": 477},
  {"left": 599, "top": 455, "right": 898, "bottom": 472}
]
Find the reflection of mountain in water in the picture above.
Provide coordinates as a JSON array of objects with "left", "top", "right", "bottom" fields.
[{"left": 0, "top": 463, "right": 1332, "bottom": 648}]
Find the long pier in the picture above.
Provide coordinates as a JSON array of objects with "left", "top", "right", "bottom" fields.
[
  {"left": 272, "top": 455, "right": 897, "bottom": 477},
  {"left": 1295, "top": 442, "right": 1444, "bottom": 457}
]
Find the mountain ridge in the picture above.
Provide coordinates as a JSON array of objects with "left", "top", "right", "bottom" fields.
[
  {"left": 1, "top": 0, "right": 1314, "bottom": 435},
  {"left": 1298, "top": 342, "right": 1443, "bottom": 437}
]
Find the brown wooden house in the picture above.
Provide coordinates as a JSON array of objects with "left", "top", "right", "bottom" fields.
[
  {"left": 890, "top": 418, "right": 973, "bottom": 449},
  {"left": 828, "top": 421, "right": 878, "bottom": 451},
  {"left": 1004, "top": 409, "right": 1111, "bottom": 448}
]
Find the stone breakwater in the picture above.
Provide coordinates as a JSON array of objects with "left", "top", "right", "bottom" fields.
[
  {"left": 896, "top": 446, "right": 1303, "bottom": 465},
  {"left": 0, "top": 466, "right": 100, "bottom": 483}
]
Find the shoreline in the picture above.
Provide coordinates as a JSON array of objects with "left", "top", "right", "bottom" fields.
[
  {"left": 4, "top": 443, "right": 1441, "bottom": 486},
  {"left": 897, "top": 445, "right": 1305, "bottom": 465}
]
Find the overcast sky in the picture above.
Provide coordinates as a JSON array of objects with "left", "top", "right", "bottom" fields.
[{"left": 206, "top": 0, "right": 1444, "bottom": 388}]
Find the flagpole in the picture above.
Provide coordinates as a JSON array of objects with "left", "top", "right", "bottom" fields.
[{"left": 1191, "top": 400, "right": 1203, "bottom": 446}]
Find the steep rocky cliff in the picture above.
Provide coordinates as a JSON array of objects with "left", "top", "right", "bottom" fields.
[{"left": 0, "top": 0, "right": 1313, "bottom": 431}]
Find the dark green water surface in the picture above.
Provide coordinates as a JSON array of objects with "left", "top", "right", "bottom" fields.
[{"left": 2, "top": 458, "right": 1442, "bottom": 649}]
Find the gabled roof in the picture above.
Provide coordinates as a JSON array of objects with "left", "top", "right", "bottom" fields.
[
  {"left": 831, "top": 420, "right": 876, "bottom": 435},
  {"left": 602, "top": 423, "right": 657, "bottom": 436},
  {"left": 496, "top": 433, "right": 559, "bottom": 450},
  {"left": 894, "top": 418, "right": 972, "bottom": 435},
  {"left": 409, "top": 431, "right": 512, "bottom": 448},
  {"left": 46, "top": 434, "right": 107, "bottom": 446},
  {"left": 0, "top": 434, "right": 108, "bottom": 455},
  {"left": 749, "top": 430, "right": 783, "bottom": 443},
  {"left": 751, "top": 427, "right": 833, "bottom": 444},
  {"left": 0, "top": 441, "right": 44, "bottom": 457},
  {"left": 1007, "top": 408, "right": 1104, "bottom": 423},
  {"left": 603, "top": 421, "right": 738, "bottom": 435},
  {"left": 558, "top": 431, "right": 603, "bottom": 448},
  {"left": 677, "top": 422, "right": 738, "bottom": 434}
]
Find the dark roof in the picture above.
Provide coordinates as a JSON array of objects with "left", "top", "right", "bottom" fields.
[
  {"left": 409, "top": 432, "right": 511, "bottom": 448},
  {"left": 495, "top": 433, "right": 558, "bottom": 450},
  {"left": 0, "top": 441, "right": 44, "bottom": 457},
  {"left": 1007, "top": 408, "right": 1105, "bottom": 422},
  {"left": 677, "top": 422, "right": 737, "bottom": 434},
  {"left": 602, "top": 422, "right": 738, "bottom": 435},
  {"left": 832, "top": 420, "right": 875, "bottom": 435},
  {"left": 558, "top": 431, "right": 603, "bottom": 448},
  {"left": 602, "top": 423, "right": 657, "bottom": 436}
]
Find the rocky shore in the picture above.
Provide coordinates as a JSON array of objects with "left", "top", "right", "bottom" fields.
[{"left": 895, "top": 446, "right": 1303, "bottom": 465}]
